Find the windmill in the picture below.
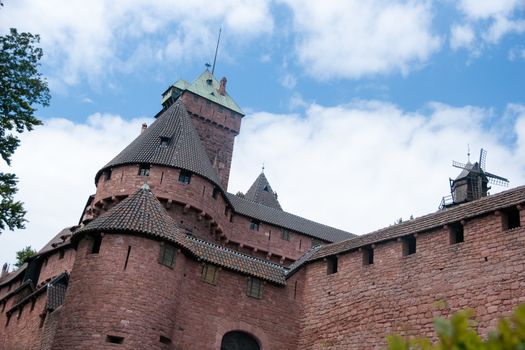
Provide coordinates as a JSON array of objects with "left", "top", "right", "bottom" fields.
[{"left": 440, "top": 148, "right": 509, "bottom": 209}]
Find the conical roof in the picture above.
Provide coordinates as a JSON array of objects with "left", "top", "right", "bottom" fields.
[
  {"left": 245, "top": 172, "right": 282, "bottom": 210},
  {"left": 96, "top": 99, "right": 221, "bottom": 187},
  {"left": 74, "top": 184, "right": 179, "bottom": 241}
]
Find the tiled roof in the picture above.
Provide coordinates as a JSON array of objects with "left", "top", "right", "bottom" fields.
[
  {"left": 310, "top": 185, "right": 525, "bottom": 261},
  {"left": 0, "top": 263, "right": 26, "bottom": 287},
  {"left": 174, "top": 70, "right": 244, "bottom": 115},
  {"left": 75, "top": 185, "right": 287, "bottom": 284},
  {"left": 96, "top": 100, "right": 222, "bottom": 187},
  {"left": 74, "top": 184, "right": 180, "bottom": 242},
  {"left": 37, "top": 227, "right": 73, "bottom": 256},
  {"left": 286, "top": 246, "right": 322, "bottom": 278},
  {"left": 179, "top": 234, "right": 287, "bottom": 285},
  {"left": 244, "top": 172, "right": 283, "bottom": 210},
  {"left": 227, "top": 193, "right": 354, "bottom": 243}
]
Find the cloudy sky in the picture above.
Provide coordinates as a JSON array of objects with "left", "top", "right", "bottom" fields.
[{"left": 1, "top": 0, "right": 524, "bottom": 267}]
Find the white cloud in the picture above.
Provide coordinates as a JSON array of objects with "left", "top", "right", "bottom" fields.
[
  {"left": 508, "top": 47, "right": 525, "bottom": 61},
  {"left": 0, "top": 0, "right": 274, "bottom": 88},
  {"left": 282, "top": 0, "right": 441, "bottom": 79},
  {"left": 453, "top": 0, "right": 525, "bottom": 52},
  {"left": 280, "top": 73, "right": 297, "bottom": 89},
  {"left": 0, "top": 113, "right": 152, "bottom": 268},
  {"left": 1, "top": 102, "right": 525, "bottom": 268},
  {"left": 450, "top": 24, "right": 475, "bottom": 50}
]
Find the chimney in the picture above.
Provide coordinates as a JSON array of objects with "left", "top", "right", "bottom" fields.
[
  {"left": 1, "top": 263, "right": 8, "bottom": 278},
  {"left": 141, "top": 123, "right": 148, "bottom": 134},
  {"left": 219, "top": 77, "right": 227, "bottom": 96}
]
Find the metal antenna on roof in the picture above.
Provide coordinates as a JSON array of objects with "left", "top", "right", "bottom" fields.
[{"left": 211, "top": 28, "right": 222, "bottom": 75}]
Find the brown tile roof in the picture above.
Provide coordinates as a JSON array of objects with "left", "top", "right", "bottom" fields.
[
  {"left": 244, "top": 172, "right": 283, "bottom": 210},
  {"left": 310, "top": 185, "right": 525, "bottom": 261},
  {"left": 227, "top": 193, "right": 354, "bottom": 243},
  {"left": 179, "top": 235, "right": 287, "bottom": 285},
  {"left": 0, "top": 264, "right": 26, "bottom": 287},
  {"left": 75, "top": 185, "right": 287, "bottom": 285},
  {"left": 74, "top": 184, "right": 179, "bottom": 242},
  {"left": 95, "top": 99, "right": 222, "bottom": 188}
]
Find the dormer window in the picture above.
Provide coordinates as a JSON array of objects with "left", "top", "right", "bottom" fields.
[
  {"left": 212, "top": 187, "right": 219, "bottom": 199},
  {"left": 138, "top": 164, "right": 150, "bottom": 176},
  {"left": 250, "top": 219, "right": 260, "bottom": 231},
  {"left": 178, "top": 170, "right": 192, "bottom": 184},
  {"left": 104, "top": 169, "right": 112, "bottom": 181},
  {"left": 263, "top": 185, "right": 269, "bottom": 192},
  {"left": 160, "top": 137, "right": 170, "bottom": 147}
]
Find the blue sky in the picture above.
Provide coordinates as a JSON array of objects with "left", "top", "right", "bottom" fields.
[{"left": 0, "top": 0, "right": 525, "bottom": 266}]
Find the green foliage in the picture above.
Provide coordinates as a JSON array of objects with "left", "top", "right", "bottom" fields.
[
  {"left": 386, "top": 304, "right": 525, "bottom": 350},
  {"left": 0, "top": 28, "right": 49, "bottom": 232},
  {"left": 14, "top": 245, "right": 36, "bottom": 268}
]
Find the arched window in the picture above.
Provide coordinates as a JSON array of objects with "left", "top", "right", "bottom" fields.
[{"left": 220, "top": 331, "right": 260, "bottom": 350}]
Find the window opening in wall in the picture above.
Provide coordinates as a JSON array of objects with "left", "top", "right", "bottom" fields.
[
  {"left": 202, "top": 186, "right": 206, "bottom": 196},
  {"left": 178, "top": 169, "right": 192, "bottom": 184},
  {"left": 293, "top": 281, "right": 298, "bottom": 300},
  {"left": 229, "top": 214, "right": 234, "bottom": 223},
  {"left": 38, "top": 313, "right": 46, "bottom": 328},
  {"left": 402, "top": 236, "right": 416, "bottom": 256},
  {"left": 106, "top": 335, "right": 124, "bottom": 344},
  {"left": 59, "top": 249, "right": 65, "bottom": 259},
  {"left": 449, "top": 222, "right": 464, "bottom": 244},
  {"left": 138, "top": 164, "right": 150, "bottom": 176},
  {"left": 124, "top": 246, "right": 131, "bottom": 270},
  {"left": 159, "top": 136, "right": 170, "bottom": 147},
  {"left": 263, "top": 185, "right": 269, "bottom": 192},
  {"left": 327, "top": 256, "right": 338, "bottom": 274},
  {"left": 312, "top": 239, "right": 323, "bottom": 247},
  {"left": 502, "top": 206, "right": 521, "bottom": 230},
  {"left": 212, "top": 187, "right": 219, "bottom": 199},
  {"left": 90, "top": 234, "right": 102, "bottom": 255},
  {"left": 249, "top": 219, "right": 260, "bottom": 231},
  {"left": 201, "top": 264, "right": 219, "bottom": 285},
  {"left": 160, "top": 172, "right": 164, "bottom": 184},
  {"left": 159, "top": 243, "right": 176, "bottom": 268},
  {"left": 268, "top": 230, "right": 271, "bottom": 241},
  {"left": 247, "top": 278, "right": 263, "bottom": 299},
  {"left": 363, "top": 247, "right": 374, "bottom": 265},
  {"left": 281, "top": 229, "right": 290, "bottom": 241},
  {"left": 105, "top": 169, "right": 112, "bottom": 181},
  {"left": 30, "top": 299, "right": 36, "bottom": 312},
  {"left": 299, "top": 239, "right": 302, "bottom": 249},
  {"left": 160, "top": 335, "right": 172, "bottom": 344}
]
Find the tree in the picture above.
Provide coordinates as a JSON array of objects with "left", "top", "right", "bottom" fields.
[
  {"left": 0, "top": 28, "right": 50, "bottom": 232},
  {"left": 14, "top": 245, "right": 36, "bottom": 268}
]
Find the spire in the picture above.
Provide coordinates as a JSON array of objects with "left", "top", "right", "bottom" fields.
[
  {"left": 245, "top": 172, "right": 282, "bottom": 210},
  {"left": 96, "top": 100, "right": 222, "bottom": 188}
]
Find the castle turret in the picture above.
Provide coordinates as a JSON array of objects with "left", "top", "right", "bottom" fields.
[
  {"left": 161, "top": 70, "right": 244, "bottom": 189},
  {"left": 244, "top": 172, "right": 282, "bottom": 210}
]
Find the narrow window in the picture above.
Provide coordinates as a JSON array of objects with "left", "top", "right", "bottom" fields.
[
  {"left": 281, "top": 229, "right": 290, "bottom": 241},
  {"left": 124, "top": 246, "right": 131, "bottom": 270},
  {"left": 30, "top": 300, "right": 36, "bottom": 312},
  {"left": 159, "top": 136, "right": 170, "bottom": 147},
  {"left": 201, "top": 264, "right": 219, "bottom": 285},
  {"left": 249, "top": 219, "right": 260, "bottom": 231},
  {"left": 212, "top": 187, "right": 219, "bottom": 199},
  {"left": 299, "top": 239, "right": 302, "bottom": 249},
  {"left": 178, "top": 170, "right": 192, "bottom": 184},
  {"left": 502, "top": 207, "right": 521, "bottom": 230},
  {"left": 38, "top": 313, "right": 46, "bottom": 328},
  {"left": 229, "top": 214, "right": 234, "bottom": 223},
  {"left": 247, "top": 278, "right": 263, "bottom": 299},
  {"left": 159, "top": 244, "right": 176, "bottom": 268},
  {"left": 160, "top": 336, "right": 172, "bottom": 344},
  {"left": 58, "top": 249, "right": 65, "bottom": 259},
  {"left": 138, "top": 164, "right": 150, "bottom": 176},
  {"left": 449, "top": 222, "right": 464, "bottom": 244},
  {"left": 90, "top": 234, "right": 102, "bottom": 254},
  {"left": 363, "top": 247, "right": 374, "bottom": 265},
  {"left": 104, "top": 169, "right": 112, "bottom": 181},
  {"left": 327, "top": 256, "right": 338, "bottom": 274},
  {"left": 402, "top": 236, "right": 416, "bottom": 256},
  {"left": 293, "top": 281, "right": 298, "bottom": 300},
  {"left": 106, "top": 335, "right": 124, "bottom": 344}
]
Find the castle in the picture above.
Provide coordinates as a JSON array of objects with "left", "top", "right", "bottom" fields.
[{"left": 0, "top": 70, "right": 524, "bottom": 350}]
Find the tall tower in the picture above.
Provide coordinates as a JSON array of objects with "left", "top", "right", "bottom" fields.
[{"left": 161, "top": 70, "right": 244, "bottom": 189}]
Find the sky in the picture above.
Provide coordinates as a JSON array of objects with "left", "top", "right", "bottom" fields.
[{"left": 0, "top": 0, "right": 524, "bottom": 267}]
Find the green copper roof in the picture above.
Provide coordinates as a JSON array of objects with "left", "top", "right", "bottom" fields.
[{"left": 173, "top": 70, "right": 244, "bottom": 115}]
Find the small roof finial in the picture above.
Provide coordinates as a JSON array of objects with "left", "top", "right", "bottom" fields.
[
  {"left": 262, "top": 162, "right": 265, "bottom": 173},
  {"left": 205, "top": 63, "right": 211, "bottom": 70},
  {"left": 467, "top": 144, "right": 470, "bottom": 162}
]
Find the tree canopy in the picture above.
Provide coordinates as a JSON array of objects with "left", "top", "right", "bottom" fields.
[
  {"left": 14, "top": 245, "right": 36, "bottom": 268},
  {"left": 0, "top": 28, "right": 50, "bottom": 232}
]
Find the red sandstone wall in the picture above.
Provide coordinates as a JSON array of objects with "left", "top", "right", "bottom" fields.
[
  {"left": 38, "top": 248, "right": 75, "bottom": 285},
  {"left": 0, "top": 292, "right": 47, "bottom": 350},
  {"left": 172, "top": 255, "right": 301, "bottom": 350},
  {"left": 298, "top": 208, "right": 525, "bottom": 349},
  {"left": 52, "top": 234, "right": 182, "bottom": 349},
  {"left": 93, "top": 164, "right": 315, "bottom": 264}
]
